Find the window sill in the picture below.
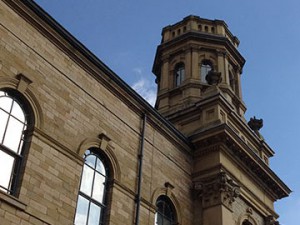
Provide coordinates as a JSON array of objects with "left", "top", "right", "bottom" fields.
[{"left": 0, "top": 190, "right": 26, "bottom": 211}]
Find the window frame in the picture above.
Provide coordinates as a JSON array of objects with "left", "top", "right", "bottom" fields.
[
  {"left": 155, "top": 195, "right": 177, "bottom": 225},
  {"left": 174, "top": 63, "right": 185, "bottom": 87},
  {"left": 0, "top": 89, "right": 32, "bottom": 196},
  {"left": 200, "top": 60, "right": 213, "bottom": 83},
  {"left": 74, "top": 148, "right": 110, "bottom": 225}
]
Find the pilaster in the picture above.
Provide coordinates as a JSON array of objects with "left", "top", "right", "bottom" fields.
[{"left": 194, "top": 172, "right": 240, "bottom": 225}]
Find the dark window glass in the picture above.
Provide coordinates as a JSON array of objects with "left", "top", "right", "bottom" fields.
[
  {"left": 242, "top": 220, "right": 253, "bottom": 225},
  {"left": 0, "top": 90, "right": 28, "bottom": 195},
  {"left": 74, "top": 149, "right": 109, "bottom": 225},
  {"left": 175, "top": 63, "right": 185, "bottom": 87},
  {"left": 200, "top": 60, "right": 213, "bottom": 83},
  {"left": 155, "top": 196, "right": 176, "bottom": 225}
]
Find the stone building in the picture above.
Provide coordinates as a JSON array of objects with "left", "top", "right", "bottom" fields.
[{"left": 0, "top": 1, "right": 290, "bottom": 225}]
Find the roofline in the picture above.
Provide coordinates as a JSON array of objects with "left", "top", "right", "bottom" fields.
[{"left": 5, "top": 0, "right": 193, "bottom": 148}]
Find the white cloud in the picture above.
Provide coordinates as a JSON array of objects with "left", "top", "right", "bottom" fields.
[
  {"left": 133, "top": 67, "right": 143, "bottom": 75},
  {"left": 131, "top": 77, "right": 156, "bottom": 106}
]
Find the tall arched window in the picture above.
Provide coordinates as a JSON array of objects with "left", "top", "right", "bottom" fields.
[
  {"left": 200, "top": 60, "right": 213, "bottom": 83},
  {"left": 0, "top": 90, "right": 32, "bottom": 196},
  {"left": 174, "top": 63, "right": 185, "bottom": 87},
  {"left": 74, "top": 149, "right": 109, "bottom": 225},
  {"left": 155, "top": 195, "right": 177, "bottom": 225}
]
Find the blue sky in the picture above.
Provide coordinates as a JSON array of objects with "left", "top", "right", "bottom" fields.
[{"left": 35, "top": 0, "right": 299, "bottom": 224}]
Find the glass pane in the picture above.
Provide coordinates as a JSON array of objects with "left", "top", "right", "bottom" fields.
[
  {"left": 163, "top": 204, "right": 172, "bottom": 218},
  {"left": 86, "top": 154, "right": 96, "bottom": 168},
  {"left": 156, "top": 213, "right": 163, "bottom": 225},
  {"left": 11, "top": 101, "right": 25, "bottom": 122},
  {"left": 92, "top": 173, "right": 105, "bottom": 203},
  {"left": 0, "top": 96, "right": 12, "bottom": 112},
  {"left": 0, "top": 151, "right": 15, "bottom": 191},
  {"left": 3, "top": 117, "right": 24, "bottom": 153},
  {"left": 18, "top": 139, "right": 24, "bottom": 155},
  {"left": 96, "top": 158, "right": 106, "bottom": 175},
  {"left": 88, "top": 202, "right": 101, "bottom": 225},
  {"left": 84, "top": 149, "right": 91, "bottom": 157},
  {"left": 163, "top": 217, "right": 172, "bottom": 225},
  {"left": 74, "top": 195, "right": 89, "bottom": 225},
  {"left": 0, "top": 110, "right": 9, "bottom": 143},
  {"left": 80, "top": 165, "right": 94, "bottom": 196},
  {"left": 201, "top": 64, "right": 212, "bottom": 83}
]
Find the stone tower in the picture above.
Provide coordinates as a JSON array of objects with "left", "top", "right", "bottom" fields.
[{"left": 153, "top": 15, "right": 290, "bottom": 225}]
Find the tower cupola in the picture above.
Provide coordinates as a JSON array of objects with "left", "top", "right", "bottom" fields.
[{"left": 153, "top": 15, "right": 246, "bottom": 121}]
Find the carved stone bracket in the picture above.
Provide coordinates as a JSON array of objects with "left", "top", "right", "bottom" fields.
[
  {"left": 194, "top": 172, "right": 240, "bottom": 210},
  {"left": 265, "top": 215, "right": 279, "bottom": 225},
  {"left": 98, "top": 133, "right": 111, "bottom": 151}
]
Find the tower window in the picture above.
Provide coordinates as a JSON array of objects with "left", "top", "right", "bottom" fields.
[
  {"left": 74, "top": 149, "right": 109, "bottom": 225},
  {"left": 155, "top": 195, "right": 177, "bottom": 225},
  {"left": 242, "top": 220, "right": 253, "bottom": 225},
  {"left": 0, "top": 90, "right": 32, "bottom": 196},
  {"left": 174, "top": 63, "right": 185, "bottom": 87},
  {"left": 200, "top": 60, "right": 213, "bottom": 83}
]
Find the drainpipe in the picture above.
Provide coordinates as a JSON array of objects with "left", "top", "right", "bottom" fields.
[{"left": 135, "top": 113, "right": 147, "bottom": 225}]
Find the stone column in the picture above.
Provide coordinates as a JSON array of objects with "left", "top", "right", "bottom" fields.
[
  {"left": 217, "top": 51, "right": 227, "bottom": 85},
  {"left": 185, "top": 48, "right": 192, "bottom": 80},
  {"left": 161, "top": 60, "right": 170, "bottom": 90}
]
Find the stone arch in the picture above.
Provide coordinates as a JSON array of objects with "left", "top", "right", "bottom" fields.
[
  {"left": 151, "top": 185, "right": 182, "bottom": 225},
  {"left": 198, "top": 52, "right": 217, "bottom": 67},
  {"left": 0, "top": 75, "right": 44, "bottom": 129},
  {"left": 77, "top": 135, "right": 121, "bottom": 181}
]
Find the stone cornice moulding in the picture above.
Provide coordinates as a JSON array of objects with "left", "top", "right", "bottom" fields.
[{"left": 2, "top": 0, "right": 193, "bottom": 154}]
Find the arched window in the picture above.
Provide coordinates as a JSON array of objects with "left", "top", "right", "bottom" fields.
[
  {"left": 200, "top": 60, "right": 213, "bottom": 83},
  {"left": 174, "top": 63, "right": 185, "bottom": 87},
  {"left": 155, "top": 195, "right": 177, "bottom": 225},
  {"left": 0, "top": 90, "right": 32, "bottom": 195},
  {"left": 74, "top": 149, "right": 109, "bottom": 225},
  {"left": 242, "top": 220, "right": 253, "bottom": 225}
]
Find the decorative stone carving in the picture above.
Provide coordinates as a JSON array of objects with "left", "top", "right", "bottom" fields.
[
  {"left": 194, "top": 172, "right": 240, "bottom": 210},
  {"left": 205, "top": 69, "right": 222, "bottom": 85},
  {"left": 248, "top": 116, "right": 263, "bottom": 132},
  {"left": 248, "top": 116, "right": 264, "bottom": 140},
  {"left": 265, "top": 215, "right": 279, "bottom": 225},
  {"left": 246, "top": 207, "right": 253, "bottom": 215}
]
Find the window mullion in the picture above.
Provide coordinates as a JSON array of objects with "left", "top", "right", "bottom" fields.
[
  {"left": 0, "top": 144, "right": 22, "bottom": 158},
  {"left": 1, "top": 112, "right": 10, "bottom": 144},
  {"left": 10, "top": 157, "right": 19, "bottom": 196},
  {"left": 86, "top": 200, "right": 91, "bottom": 225}
]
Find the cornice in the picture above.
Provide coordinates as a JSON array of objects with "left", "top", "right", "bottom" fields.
[
  {"left": 153, "top": 31, "right": 245, "bottom": 75},
  {"left": 2, "top": 0, "right": 193, "bottom": 153},
  {"left": 190, "top": 124, "right": 291, "bottom": 200}
]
